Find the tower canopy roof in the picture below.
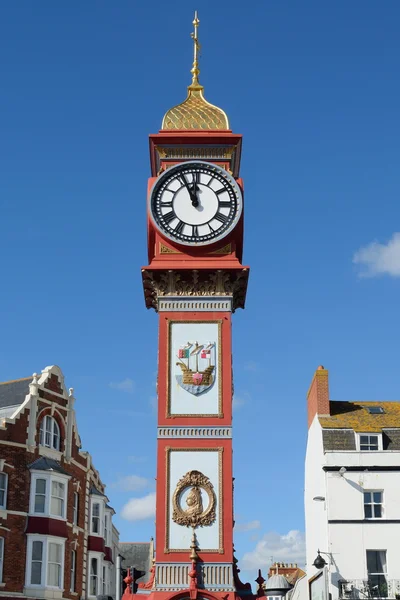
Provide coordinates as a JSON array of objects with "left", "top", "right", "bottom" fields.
[
  {"left": 265, "top": 574, "right": 292, "bottom": 592},
  {"left": 161, "top": 12, "right": 229, "bottom": 131}
]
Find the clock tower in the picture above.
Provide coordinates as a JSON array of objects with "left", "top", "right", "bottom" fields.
[{"left": 129, "top": 12, "right": 251, "bottom": 600}]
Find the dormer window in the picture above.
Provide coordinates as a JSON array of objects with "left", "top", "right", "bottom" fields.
[
  {"left": 91, "top": 503, "right": 101, "bottom": 534},
  {"left": 358, "top": 433, "right": 382, "bottom": 451},
  {"left": 39, "top": 416, "right": 60, "bottom": 451}
]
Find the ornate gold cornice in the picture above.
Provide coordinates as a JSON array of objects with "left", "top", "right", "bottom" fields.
[
  {"left": 142, "top": 268, "right": 249, "bottom": 312},
  {"left": 160, "top": 243, "right": 180, "bottom": 254}
]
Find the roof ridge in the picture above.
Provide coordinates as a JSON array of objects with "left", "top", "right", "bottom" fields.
[
  {"left": 119, "top": 541, "right": 151, "bottom": 545},
  {"left": 0, "top": 376, "right": 32, "bottom": 386}
]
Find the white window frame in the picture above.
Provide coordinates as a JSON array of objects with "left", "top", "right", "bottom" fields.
[
  {"left": 364, "top": 490, "right": 384, "bottom": 519},
  {"left": 104, "top": 513, "right": 108, "bottom": 544},
  {"left": 25, "top": 535, "right": 66, "bottom": 590},
  {"left": 357, "top": 433, "right": 382, "bottom": 451},
  {"left": 0, "top": 538, "right": 4, "bottom": 583},
  {"left": 366, "top": 549, "right": 387, "bottom": 597},
  {"left": 72, "top": 492, "right": 79, "bottom": 526},
  {"left": 70, "top": 549, "right": 76, "bottom": 592},
  {"left": 102, "top": 564, "right": 107, "bottom": 595},
  {"left": 29, "top": 472, "right": 69, "bottom": 520},
  {"left": 39, "top": 415, "right": 61, "bottom": 451},
  {"left": 0, "top": 473, "right": 8, "bottom": 510},
  {"left": 88, "top": 552, "right": 103, "bottom": 598},
  {"left": 90, "top": 498, "right": 104, "bottom": 536}
]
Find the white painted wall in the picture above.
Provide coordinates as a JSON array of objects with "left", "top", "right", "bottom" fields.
[
  {"left": 305, "top": 421, "right": 400, "bottom": 600},
  {"left": 305, "top": 416, "right": 328, "bottom": 576},
  {"left": 327, "top": 471, "right": 400, "bottom": 520},
  {"left": 290, "top": 575, "right": 307, "bottom": 600},
  {"left": 168, "top": 449, "right": 220, "bottom": 551}
]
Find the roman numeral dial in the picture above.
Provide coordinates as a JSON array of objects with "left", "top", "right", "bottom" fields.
[{"left": 149, "top": 161, "right": 243, "bottom": 246}]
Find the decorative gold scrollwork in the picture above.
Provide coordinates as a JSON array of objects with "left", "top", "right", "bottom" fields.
[{"left": 172, "top": 470, "right": 216, "bottom": 527}]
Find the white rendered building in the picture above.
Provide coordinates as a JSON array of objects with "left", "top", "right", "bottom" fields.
[{"left": 305, "top": 366, "right": 400, "bottom": 600}]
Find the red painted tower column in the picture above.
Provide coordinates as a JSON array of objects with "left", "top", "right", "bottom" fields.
[{"left": 131, "top": 12, "right": 252, "bottom": 600}]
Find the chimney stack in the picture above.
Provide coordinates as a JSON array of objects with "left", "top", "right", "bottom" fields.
[{"left": 307, "top": 365, "right": 330, "bottom": 428}]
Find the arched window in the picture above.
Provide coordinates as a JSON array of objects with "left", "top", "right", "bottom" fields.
[{"left": 39, "top": 415, "right": 60, "bottom": 451}]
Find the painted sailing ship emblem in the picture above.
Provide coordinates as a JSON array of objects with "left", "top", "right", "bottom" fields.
[{"left": 176, "top": 341, "right": 215, "bottom": 396}]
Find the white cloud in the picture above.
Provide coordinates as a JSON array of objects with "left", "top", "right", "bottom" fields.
[
  {"left": 233, "top": 392, "right": 250, "bottom": 410},
  {"left": 235, "top": 520, "right": 261, "bottom": 532},
  {"left": 241, "top": 530, "right": 305, "bottom": 570},
  {"left": 109, "top": 378, "right": 135, "bottom": 393},
  {"left": 353, "top": 232, "right": 400, "bottom": 277},
  {"left": 120, "top": 492, "right": 156, "bottom": 521},
  {"left": 111, "top": 475, "right": 150, "bottom": 492}
]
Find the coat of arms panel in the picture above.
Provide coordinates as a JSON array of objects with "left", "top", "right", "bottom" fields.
[{"left": 168, "top": 321, "right": 221, "bottom": 416}]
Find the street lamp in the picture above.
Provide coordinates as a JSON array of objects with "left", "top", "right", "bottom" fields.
[{"left": 313, "top": 550, "right": 327, "bottom": 570}]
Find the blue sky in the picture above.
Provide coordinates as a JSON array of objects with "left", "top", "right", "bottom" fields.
[{"left": 2, "top": 0, "right": 400, "bottom": 583}]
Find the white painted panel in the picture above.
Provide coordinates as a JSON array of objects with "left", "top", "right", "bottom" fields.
[
  {"left": 168, "top": 450, "right": 220, "bottom": 551},
  {"left": 169, "top": 322, "right": 220, "bottom": 416},
  {"left": 329, "top": 522, "right": 400, "bottom": 580}
]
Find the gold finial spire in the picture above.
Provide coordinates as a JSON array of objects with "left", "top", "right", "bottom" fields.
[
  {"left": 161, "top": 10, "right": 230, "bottom": 130},
  {"left": 190, "top": 11, "right": 201, "bottom": 88}
]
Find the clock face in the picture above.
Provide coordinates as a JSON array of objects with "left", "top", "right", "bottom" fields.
[{"left": 149, "top": 161, "right": 242, "bottom": 246}]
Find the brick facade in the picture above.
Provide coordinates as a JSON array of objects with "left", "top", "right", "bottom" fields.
[
  {"left": 307, "top": 366, "right": 330, "bottom": 428},
  {"left": 0, "top": 366, "right": 119, "bottom": 600}
]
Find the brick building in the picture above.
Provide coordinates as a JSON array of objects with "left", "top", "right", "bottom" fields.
[{"left": 0, "top": 365, "right": 119, "bottom": 600}]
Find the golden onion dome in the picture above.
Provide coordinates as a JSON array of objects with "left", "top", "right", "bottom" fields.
[{"left": 161, "top": 12, "right": 230, "bottom": 131}]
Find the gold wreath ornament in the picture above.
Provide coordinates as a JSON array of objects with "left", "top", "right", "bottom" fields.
[{"left": 172, "top": 470, "right": 216, "bottom": 527}]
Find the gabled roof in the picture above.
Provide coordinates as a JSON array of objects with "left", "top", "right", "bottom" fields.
[
  {"left": 0, "top": 377, "right": 30, "bottom": 408},
  {"left": 28, "top": 456, "right": 70, "bottom": 476},
  {"left": 319, "top": 401, "right": 400, "bottom": 433},
  {"left": 119, "top": 542, "right": 152, "bottom": 583},
  {"left": 90, "top": 486, "right": 107, "bottom": 497}
]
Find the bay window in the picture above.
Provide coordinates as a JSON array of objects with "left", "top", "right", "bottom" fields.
[
  {"left": 104, "top": 513, "right": 108, "bottom": 544},
  {"left": 34, "top": 479, "right": 46, "bottom": 513},
  {"left": 47, "top": 542, "right": 62, "bottom": 587},
  {"left": 90, "top": 557, "right": 99, "bottom": 596},
  {"left": 0, "top": 538, "right": 4, "bottom": 583},
  {"left": 50, "top": 481, "right": 65, "bottom": 517},
  {"left": 26, "top": 535, "right": 65, "bottom": 590},
  {"left": 0, "top": 473, "right": 8, "bottom": 509},
  {"left": 72, "top": 492, "right": 79, "bottom": 526},
  {"left": 30, "top": 541, "right": 43, "bottom": 585},
  {"left": 102, "top": 565, "right": 106, "bottom": 595},
  {"left": 91, "top": 502, "right": 101, "bottom": 534},
  {"left": 30, "top": 472, "right": 68, "bottom": 519},
  {"left": 70, "top": 550, "right": 76, "bottom": 592}
]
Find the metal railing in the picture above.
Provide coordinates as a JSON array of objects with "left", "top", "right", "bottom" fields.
[{"left": 339, "top": 580, "right": 400, "bottom": 599}]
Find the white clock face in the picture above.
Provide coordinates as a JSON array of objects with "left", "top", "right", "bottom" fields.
[{"left": 149, "top": 161, "right": 242, "bottom": 246}]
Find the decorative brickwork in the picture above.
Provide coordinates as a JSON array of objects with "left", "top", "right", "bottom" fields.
[{"left": 0, "top": 366, "right": 118, "bottom": 600}]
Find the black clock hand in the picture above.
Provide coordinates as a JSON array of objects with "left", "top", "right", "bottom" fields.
[{"left": 181, "top": 173, "right": 199, "bottom": 207}]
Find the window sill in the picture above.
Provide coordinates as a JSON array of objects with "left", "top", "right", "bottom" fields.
[
  {"left": 0, "top": 582, "right": 5, "bottom": 588},
  {"left": 28, "top": 513, "right": 67, "bottom": 522},
  {"left": 24, "top": 586, "right": 64, "bottom": 599},
  {"left": 38, "top": 447, "right": 62, "bottom": 461}
]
